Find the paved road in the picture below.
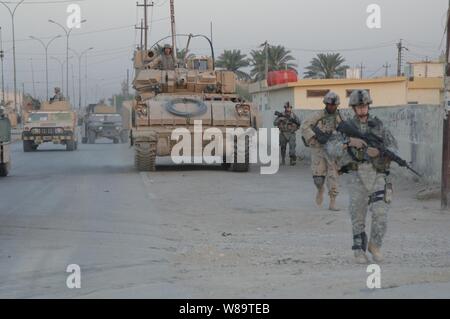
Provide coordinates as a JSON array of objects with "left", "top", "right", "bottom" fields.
[{"left": 0, "top": 140, "right": 450, "bottom": 298}]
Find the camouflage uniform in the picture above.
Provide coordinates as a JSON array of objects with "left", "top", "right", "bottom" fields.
[
  {"left": 149, "top": 45, "right": 176, "bottom": 70},
  {"left": 274, "top": 110, "right": 300, "bottom": 164},
  {"left": 326, "top": 114, "right": 397, "bottom": 261},
  {"left": 301, "top": 109, "right": 342, "bottom": 199}
]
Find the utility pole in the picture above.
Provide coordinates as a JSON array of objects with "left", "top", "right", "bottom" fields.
[
  {"left": 169, "top": 0, "right": 177, "bottom": 62},
  {"left": 136, "top": 1, "right": 153, "bottom": 50},
  {"left": 359, "top": 62, "right": 365, "bottom": 79},
  {"left": 1, "top": 0, "right": 25, "bottom": 111},
  {"left": 383, "top": 62, "right": 391, "bottom": 77},
  {"left": 0, "top": 26, "right": 5, "bottom": 104},
  {"left": 442, "top": 0, "right": 450, "bottom": 209},
  {"left": 135, "top": 19, "right": 145, "bottom": 50},
  {"left": 126, "top": 69, "right": 130, "bottom": 97},
  {"left": 397, "top": 39, "right": 408, "bottom": 76},
  {"left": 261, "top": 40, "right": 269, "bottom": 81}
]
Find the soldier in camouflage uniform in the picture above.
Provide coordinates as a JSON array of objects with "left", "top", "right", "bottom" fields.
[
  {"left": 326, "top": 90, "right": 397, "bottom": 264},
  {"left": 274, "top": 102, "right": 300, "bottom": 166},
  {"left": 301, "top": 92, "right": 342, "bottom": 211},
  {"left": 149, "top": 44, "right": 176, "bottom": 70}
]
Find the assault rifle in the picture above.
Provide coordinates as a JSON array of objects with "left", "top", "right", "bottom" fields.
[
  {"left": 336, "top": 120, "right": 422, "bottom": 177},
  {"left": 274, "top": 111, "right": 301, "bottom": 127}
]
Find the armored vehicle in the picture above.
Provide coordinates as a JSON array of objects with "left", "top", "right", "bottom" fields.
[
  {"left": 131, "top": 32, "right": 258, "bottom": 172},
  {"left": 81, "top": 103, "right": 129, "bottom": 144},
  {"left": 22, "top": 101, "right": 78, "bottom": 152},
  {"left": 0, "top": 106, "right": 12, "bottom": 177}
]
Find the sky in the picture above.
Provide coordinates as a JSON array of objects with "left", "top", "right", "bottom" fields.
[{"left": 0, "top": 0, "right": 447, "bottom": 105}]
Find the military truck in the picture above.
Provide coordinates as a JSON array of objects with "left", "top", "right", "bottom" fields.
[
  {"left": 131, "top": 29, "right": 259, "bottom": 172},
  {"left": 0, "top": 106, "right": 12, "bottom": 177},
  {"left": 22, "top": 101, "right": 78, "bottom": 152},
  {"left": 81, "top": 103, "right": 129, "bottom": 144}
]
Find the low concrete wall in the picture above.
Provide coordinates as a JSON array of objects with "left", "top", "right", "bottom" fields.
[{"left": 262, "top": 104, "right": 443, "bottom": 183}]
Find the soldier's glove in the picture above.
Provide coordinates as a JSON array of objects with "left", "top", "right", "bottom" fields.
[
  {"left": 367, "top": 147, "right": 380, "bottom": 158},
  {"left": 348, "top": 137, "right": 367, "bottom": 149}
]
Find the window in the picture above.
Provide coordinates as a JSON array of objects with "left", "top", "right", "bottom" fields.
[
  {"left": 193, "top": 60, "right": 209, "bottom": 71},
  {"left": 307, "top": 90, "right": 329, "bottom": 98}
]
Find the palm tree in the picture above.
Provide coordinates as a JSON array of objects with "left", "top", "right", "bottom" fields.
[
  {"left": 250, "top": 44, "right": 297, "bottom": 81},
  {"left": 304, "top": 53, "right": 349, "bottom": 79},
  {"left": 216, "top": 50, "right": 250, "bottom": 80}
]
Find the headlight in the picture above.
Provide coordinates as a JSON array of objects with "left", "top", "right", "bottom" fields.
[
  {"left": 235, "top": 104, "right": 250, "bottom": 117},
  {"left": 31, "top": 128, "right": 40, "bottom": 135},
  {"left": 115, "top": 126, "right": 121, "bottom": 130},
  {"left": 55, "top": 128, "right": 64, "bottom": 134},
  {"left": 99, "top": 126, "right": 103, "bottom": 130}
]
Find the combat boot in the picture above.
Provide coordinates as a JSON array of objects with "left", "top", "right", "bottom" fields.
[
  {"left": 315, "top": 186, "right": 325, "bottom": 206},
  {"left": 368, "top": 242, "right": 384, "bottom": 263},
  {"left": 354, "top": 250, "right": 369, "bottom": 264},
  {"left": 329, "top": 196, "right": 340, "bottom": 211},
  {"left": 290, "top": 156, "right": 296, "bottom": 166}
]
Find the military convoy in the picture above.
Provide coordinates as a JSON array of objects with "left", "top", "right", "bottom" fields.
[
  {"left": 81, "top": 103, "right": 129, "bottom": 144},
  {"left": 0, "top": 106, "right": 12, "bottom": 177},
  {"left": 22, "top": 101, "right": 78, "bottom": 152},
  {"left": 131, "top": 34, "right": 258, "bottom": 172}
]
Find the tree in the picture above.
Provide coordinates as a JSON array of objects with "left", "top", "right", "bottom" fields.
[
  {"left": 250, "top": 44, "right": 297, "bottom": 81},
  {"left": 304, "top": 53, "right": 349, "bottom": 79},
  {"left": 216, "top": 49, "right": 250, "bottom": 81}
]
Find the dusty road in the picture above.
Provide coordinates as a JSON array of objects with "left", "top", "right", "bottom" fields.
[{"left": 0, "top": 140, "right": 449, "bottom": 298}]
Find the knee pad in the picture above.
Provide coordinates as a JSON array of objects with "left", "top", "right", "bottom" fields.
[
  {"left": 313, "top": 176, "right": 326, "bottom": 189},
  {"left": 352, "top": 232, "right": 368, "bottom": 251}
]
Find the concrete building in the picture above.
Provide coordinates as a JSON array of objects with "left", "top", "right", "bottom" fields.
[{"left": 250, "top": 60, "right": 444, "bottom": 111}]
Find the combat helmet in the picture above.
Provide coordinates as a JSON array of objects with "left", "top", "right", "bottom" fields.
[
  {"left": 349, "top": 89, "right": 372, "bottom": 107},
  {"left": 163, "top": 43, "right": 173, "bottom": 53},
  {"left": 323, "top": 91, "right": 340, "bottom": 106},
  {"left": 284, "top": 101, "right": 293, "bottom": 109}
]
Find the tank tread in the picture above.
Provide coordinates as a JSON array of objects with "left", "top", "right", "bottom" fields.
[
  {"left": 0, "top": 163, "right": 9, "bottom": 177},
  {"left": 134, "top": 141, "right": 157, "bottom": 172},
  {"left": 230, "top": 136, "right": 250, "bottom": 173}
]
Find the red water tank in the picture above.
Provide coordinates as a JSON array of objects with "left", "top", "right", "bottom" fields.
[{"left": 267, "top": 70, "right": 298, "bottom": 86}]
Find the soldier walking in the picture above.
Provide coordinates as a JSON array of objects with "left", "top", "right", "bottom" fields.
[
  {"left": 301, "top": 92, "right": 342, "bottom": 211},
  {"left": 326, "top": 90, "right": 397, "bottom": 264},
  {"left": 274, "top": 102, "right": 300, "bottom": 166}
]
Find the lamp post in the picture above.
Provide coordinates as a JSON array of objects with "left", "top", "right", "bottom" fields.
[
  {"left": 29, "top": 35, "right": 62, "bottom": 101},
  {"left": 0, "top": 26, "right": 5, "bottom": 104},
  {"left": 48, "top": 18, "right": 87, "bottom": 99},
  {"left": 50, "top": 56, "right": 73, "bottom": 100},
  {"left": 0, "top": 0, "right": 25, "bottom": 110},
  {"left": 69, "top": 47, "right": 93, "bottom": 110}
]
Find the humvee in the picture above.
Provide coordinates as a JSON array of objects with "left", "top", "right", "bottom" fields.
[
  {"left": 22, "top": 101, "right": 78, "bottom": 152},
  {"left": 81, "top": 103, "right": 129, "bottom": 144}
]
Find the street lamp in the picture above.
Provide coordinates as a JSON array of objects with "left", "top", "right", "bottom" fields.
[
  {"left": 48, "top": 18, "right": 87, "bottom": 100},
  {"left": 0, "top": 0, "right": 25, "bottom": 111},
  {"left": 69, "top": 47, "right": 94, "bottom": 110},
  {"left": 50, "top": 56, "right": 73, "bottom": 99},
  {"left": 29, "top": 35, "right": 62, "bottom": 101},
  {"left": 0, "top": 26, "right": 5, "bottom": 104}
]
